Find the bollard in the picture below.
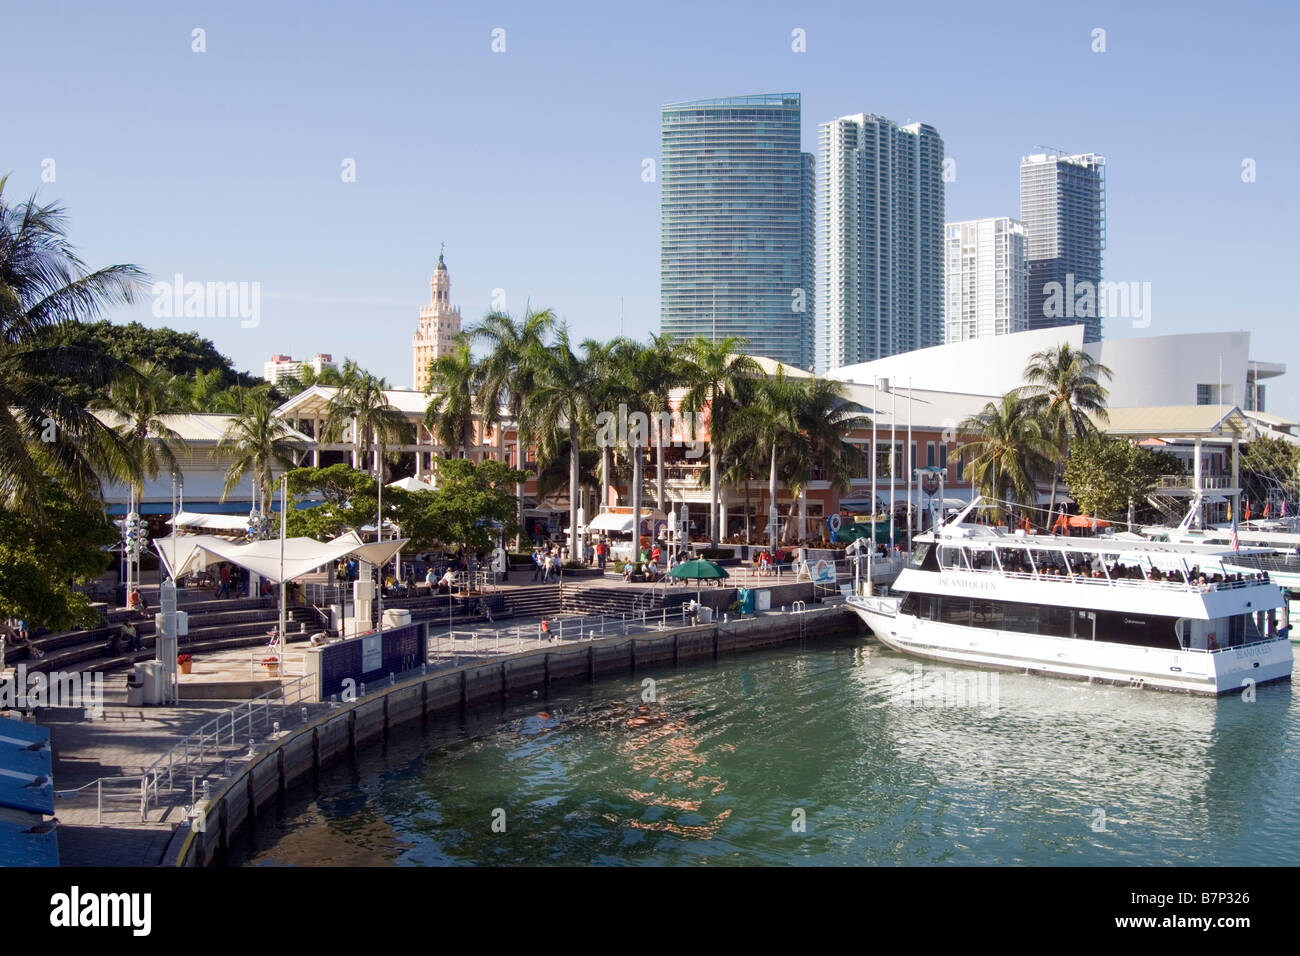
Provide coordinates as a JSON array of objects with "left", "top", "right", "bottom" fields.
[
  {"left": 360, "top": 682, "right": 367, "bottom": 696},
  {"left": 247, "top": 737, "right": 255, "bottom": 758},
  {"left": 390, "top": 672, "right": 395, "bottom": 685}
]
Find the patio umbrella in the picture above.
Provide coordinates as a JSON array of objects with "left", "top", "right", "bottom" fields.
[{"left": 668, "top": 558, "right": 729, "bottom": 604}]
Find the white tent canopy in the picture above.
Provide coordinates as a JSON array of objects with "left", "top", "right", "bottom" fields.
[
  {"left": 154, "top": 531, "right": 408, "bottom": 584},
  {"left": 387, "top": 476, "right": 436, "bottom": 492},
  {"left": 586, "top": 509, "right": 668, "bottom": 534},
  {"left": 167, "top": 511, "right": 250, "bottom": 532}
]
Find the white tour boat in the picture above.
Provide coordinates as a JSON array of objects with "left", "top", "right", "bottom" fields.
[{"left": 850, "top": 499, "right": 1293, "bottom": 696}]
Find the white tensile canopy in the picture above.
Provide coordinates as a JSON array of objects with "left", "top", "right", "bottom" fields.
[
  {"left": 586, "top": 509, "right": 668, "bottom": 534},
  {"left": 154, "top": 531, "right": 408, "bottom": 584},
  {"left": 166, "top": 511, "right": 250, "bottom": 532}
]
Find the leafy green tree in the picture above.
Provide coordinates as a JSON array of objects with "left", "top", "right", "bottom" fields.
[
  {"left": 415, "top": 457, "right": 525, "bottom": 554},
  {"left": 0, "top": 474, "right": 117, "bottom": 629},
  {"left": 1064, "top": 436, "right": 1182, "bottom": 525},
  {"left": 1241, "top": 434, "right": 1300, "bottom": 508}
]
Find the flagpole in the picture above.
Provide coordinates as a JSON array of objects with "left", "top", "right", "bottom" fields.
[{"left": 906, "top": 378, "right": 912, "bottom": 550}]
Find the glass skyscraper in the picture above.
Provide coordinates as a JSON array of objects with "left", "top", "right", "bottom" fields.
[
  {"left": 816, "top": 113, "right": 945, "bottom": 373},
  {"left": 1020, "top": 152, "right": 1106, "bottom": 341},
  {"left": 660, "top": 94, "right": 814, "bottom": 370}
]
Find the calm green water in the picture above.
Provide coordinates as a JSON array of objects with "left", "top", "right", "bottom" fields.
[{"left": 233, "top": 635, "right": 1300, "bottom": 866}]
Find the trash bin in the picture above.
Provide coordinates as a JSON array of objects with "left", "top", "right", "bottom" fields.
[
  {"left": 139, "top": 661, "right": 164, "bottom": 705},
  {"left": 382, "top": 609, "right": 412, "bottom": 630},
  {"left": 126, "top": 666, "right": 146, "bottom": 707},
  {"left": 698, "top": 605, "right": 713, "bottom": 624}
]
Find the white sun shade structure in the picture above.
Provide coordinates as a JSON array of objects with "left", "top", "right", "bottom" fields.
[
  {"left": 166, "top": 511, "right": 251, "bottom": 533},
  {"left": 154, "top": 531, "right": 408, "bottom": 584}
]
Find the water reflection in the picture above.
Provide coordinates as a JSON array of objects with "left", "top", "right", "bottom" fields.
[{"left": 233, "top": 636, "right": 1300, "bottom": 867}]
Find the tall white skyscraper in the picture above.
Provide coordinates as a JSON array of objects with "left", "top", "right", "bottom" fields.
[
  {"left": 816, "top": 113, "right": 944, "bottom": 373},
  {"left": 1020, "top": 152, "right": 1106, "bottom": 341},
  {"left": 944, "top": 218, "right": 1028, "bottom": 343}
]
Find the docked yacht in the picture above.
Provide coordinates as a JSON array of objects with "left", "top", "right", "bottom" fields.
[
  {"left": 850, "top": 499, "right": 1293, "bottom": 695},
  {"left": 1142, "top": 494, "right": 1300, "bottom": 634}
]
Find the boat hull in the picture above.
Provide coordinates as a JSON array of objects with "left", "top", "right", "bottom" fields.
[{"left": 849, "top": 597, "right": 1293, "bottom": 696}]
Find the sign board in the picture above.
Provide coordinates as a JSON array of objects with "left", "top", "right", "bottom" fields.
[{"left": 361, "top": 634, "right": 383, "bottom": 673}]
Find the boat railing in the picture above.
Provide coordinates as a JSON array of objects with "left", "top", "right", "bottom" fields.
[
  {"left": 948, "top": 564, "right": 1272, "bottom": 594},
  {"left": 1180, "top": 635, "right": 1287, "bottom": 655}
]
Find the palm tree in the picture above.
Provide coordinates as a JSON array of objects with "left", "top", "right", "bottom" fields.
[
  {"left": 788, "top": 377, "right": 872, "bottom": 542},
  {"left": 584, "top": 338, "right": 623, "bottom": 518},
  {"left": 731, "top": 366, "right": 805, "bottom": 546},
  {"left": 97, "top": 359, "right": 191, "bottom": 493},
  {"left": 681, "top": 337, "right": 763, "bottom": 547},
  {"left": 213, "top": 389, "right": 306, "bottom": 525},
  {"left": 468, "top": 307, "right": 554, "bottom": 548},
  {"left": 0, "top": 175, "right": 146, "bottom": 520},
  {"left": 323, "top": 369, "right": 405, "bottom": 475},
  {"left": 519, "top": 325, "right": 600, "bottom": 559},
  {"left": 641, "top": 333, "right": 688, "bottom": 512},
  {"left": 1019, "top": 343, "right": 1113, "bottom": 522},
  {"left": 956, "top": 392, "right": 1056, "bottom": 525},
  {"left": 424, "top": 335, "right": 478, "bottom": 460}
]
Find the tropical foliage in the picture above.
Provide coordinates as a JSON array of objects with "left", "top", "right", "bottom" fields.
[{"left": 1063, "top": 436, "right": 1182, "bottom": 523}]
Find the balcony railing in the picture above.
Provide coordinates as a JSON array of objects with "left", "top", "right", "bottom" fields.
[{"left": 1157, "top": 474, "right": 1234, "bottom": 490}]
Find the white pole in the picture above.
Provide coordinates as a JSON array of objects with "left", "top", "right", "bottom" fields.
[
  {"left": 376, "top": 449, "right": 384, "bottom": 628},
  {"left": 279, "top": 477, "right": 287, "bottom": 656},
  {"left": 869, "top": 378, "right": 877, "bottom": 595},
  {"left": 906, "top": 378, "right": 912, "bottom": 550},
  {"left": 890, "top": 382, "right": 896, "bottom": 551}
]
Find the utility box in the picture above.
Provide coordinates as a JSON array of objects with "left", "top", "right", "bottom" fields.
[
  {"left": 755, "top": 590, "right": 771, "bottom": 612},
  {"left": 698, "top": 605, "right": 713, "bottom": 624},
  {"left": 382, "top": 609, "right": 411, "bottom": 630}
]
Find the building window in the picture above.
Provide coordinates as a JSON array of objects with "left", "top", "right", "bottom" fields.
[
  {"left": 1196, "top": 384, "right": 1211, "bottom": 406},
  {"left": 926, "top": 442, "right": 936, "bottom": 468}
]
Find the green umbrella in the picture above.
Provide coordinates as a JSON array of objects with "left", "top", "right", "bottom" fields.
[{"left": 668, "top": 558, "right": 729, "bottom": 606}]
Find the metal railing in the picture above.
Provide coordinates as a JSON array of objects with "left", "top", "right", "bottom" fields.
[{"left": 140, "top": 674, "right": 315, "bottom": 819}]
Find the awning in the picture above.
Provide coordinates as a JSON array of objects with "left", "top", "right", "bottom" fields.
[
  {"left": 154, "top": 531, "right": 408, "bottom": 584},
  {"left": 587, "top": 512, "right": 636, "bottom": 533},
  {"left": 167, "top": 511, "right": 250, "bottom": 532}
]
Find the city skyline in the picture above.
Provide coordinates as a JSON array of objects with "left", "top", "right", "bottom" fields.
[{"left": 7, "top": 1, "right": 1297, "bottom": 411}]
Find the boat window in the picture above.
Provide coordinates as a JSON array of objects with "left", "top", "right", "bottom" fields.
[
  {"left": 969, "top": 548, "right": 995, "bottom": 571},
  {"left": 1074, "top": 610, "right": 1097, "bottom": 640},
  {"left": 939, "top": 597, "right": 972, "bottom": 627},
  {"left": 1039, "top": 605, "right": 1073, "bottom": 638},
  {"left": 908, "top": 543, "right": 933, "bottom": 570},
  {"left": 900, "top": 593, "right": 919, "bottom": 616},
  {"left": 1094, "top": 610, "right": 1180, "bottom": 650},
  {"left": 1003, "top": 602, "right": 1039, "bottom": 635},
  {"left": 972, "top": 600, "right": 1003, "bottom": 629}
]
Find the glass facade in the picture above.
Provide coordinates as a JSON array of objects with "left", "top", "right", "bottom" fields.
[
  {"left": 816, "top": 114, "right": 945, "bottom": 373},
  {"left": 660, "top": 94, "right": 814, "bottom": 370},
  {"left": 1020, "top": 153, "right": 1106, "bottom": 342}
]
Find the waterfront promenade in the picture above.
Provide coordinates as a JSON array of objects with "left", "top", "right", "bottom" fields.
[{"left": 43, "top": 572, "right": 849, "bottom": 866}]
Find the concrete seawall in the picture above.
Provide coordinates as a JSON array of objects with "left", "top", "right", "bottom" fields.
[{"left": 163, "top": 605, "right": 862, "bottom": 867}]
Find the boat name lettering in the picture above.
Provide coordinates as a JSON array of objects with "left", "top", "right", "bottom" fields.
[{"left": 938, "top": 575, "right": 996, "bottom": 591}]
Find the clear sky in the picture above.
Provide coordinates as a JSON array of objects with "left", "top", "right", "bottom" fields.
[{"left": 7, "top": 0, "right": 1299, "bottom": 411}]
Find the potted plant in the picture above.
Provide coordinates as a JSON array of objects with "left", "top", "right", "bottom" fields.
[
  {"left": 261, "top": 655, "right": 280, "bottom": 674},
  {"left": 177, "top": 653, "right": 193, "bottom": 675}
]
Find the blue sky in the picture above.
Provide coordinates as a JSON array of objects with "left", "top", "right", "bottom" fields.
[{"left": 8, "top": 0, "right": 1299, "bottom": 411}]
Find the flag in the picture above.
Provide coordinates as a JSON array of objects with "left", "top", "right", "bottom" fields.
[
  {"left": 1227, "top": 501, "right": 1233, "bottom": 522},
  {"left": 1231, "top": 524, "right": 1240, "bottom": 551},
  {"left": 1245, "top": 500, "right": 1252, "bottom": 522},
  {"left": 1284, "top": 500, "right": 1289, "bottom": 518},
  {"left": 1265, "top": 502, "right": 1271, "bottom": 518}
]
